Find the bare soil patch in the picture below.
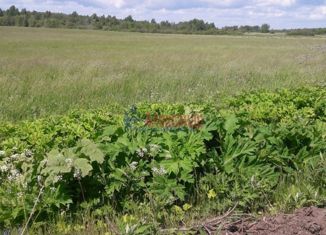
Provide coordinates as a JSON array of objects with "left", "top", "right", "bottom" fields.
[{"left": 223, "top": 207, "right": 326, "bottom": 235}]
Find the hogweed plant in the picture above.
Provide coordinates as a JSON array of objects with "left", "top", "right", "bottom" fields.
[{"left": 0, "top": 87, "right": 325, "bottom": 234}]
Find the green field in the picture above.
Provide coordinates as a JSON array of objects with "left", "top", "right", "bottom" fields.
[
  {"left": 0, "top": 27, "right": 325, "bottom": 234},
  {"left": 1, "top": 26, "right": 325, "bottom": 121}
]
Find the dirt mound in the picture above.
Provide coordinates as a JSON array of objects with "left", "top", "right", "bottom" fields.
[{"left": 224, "top": 207, "right": 326, "bottom": 235}]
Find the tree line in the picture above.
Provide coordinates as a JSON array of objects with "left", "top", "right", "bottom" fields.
[
  {"left": 0, "top": 5, "right": 325, "bottom": 36},
  {"left": 0, "top": 5, "right": 270, "bottom": 35}
]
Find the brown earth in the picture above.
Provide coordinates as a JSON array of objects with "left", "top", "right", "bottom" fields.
[{"left": 223, "top": 207, "right": 326, "bottom": 235}]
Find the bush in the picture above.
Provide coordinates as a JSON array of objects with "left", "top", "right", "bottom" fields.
[{"left": 0, "top": 87, "right": 325, "bottom": 233}]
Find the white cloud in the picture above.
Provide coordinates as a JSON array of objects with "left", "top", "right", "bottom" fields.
[
  {"left": 309, "top": 5, "right": 326, "bottom": 19},
  {"left": 95, "top": 0, "right": 125, "bottom": 8},
  {"left": 255, "top": 0, "right": 296, "bottom": 7}
]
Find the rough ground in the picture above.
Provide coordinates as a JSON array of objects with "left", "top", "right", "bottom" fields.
[{"left": 223, "top": 207, "right": 326, "bottom": 235}]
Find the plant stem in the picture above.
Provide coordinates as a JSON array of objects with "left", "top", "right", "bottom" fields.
[
  {"left": 20, "top": 185, "right": 44, "bottom": 235},
  {"left": 78, "top": 180, "right": 86, "bottom": 201}
]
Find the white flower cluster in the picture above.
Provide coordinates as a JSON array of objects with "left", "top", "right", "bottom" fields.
[
  {"left": 136, "top": 147, "right": 148, "bottom": 158},
  {"left": 23, "top": 149, "right": 33, "bottom": 158},
  {"left": 7, "top": 150, "right": 34, "bottom": 162},
  {"left": 65, "top": 158, "right": 73, "bottom": 168},
  {"left": 54, "top": 175, "right": 63, "bottom": 183},
  {"left": 149, "top": 144, "right": 159, "bottom": 150},
  {"left": 0, "top": 150, "right": 32, "bottom": 183},
  {"left": 17, "top": 192, "right": 24, "bottom": 199},
  {"left": 129, "top": 161, "right": 138, "bottom": 171},
  {"left": 0, "top": 150, "right": 6, "bottom": 157},
  {"left": 7, "top": 149, "right": 34, "bottom": 161},
  {"left": 0, "top": 165, "right": 8, "bottom": 173},
  {"left": 10, "top": 154, "right": 20, "bottom": 161},
  {"left": 73, "top": 169, "right": 81, "bottom": 180},
  {"left": 148, "top": 144, "right": 161, "bottom": 156},
  {"left": 7, "top": 169, "right": 22, "bottom": 182},
  {"left": 152, "top": 166, "right": 167, "bottom": 176}
]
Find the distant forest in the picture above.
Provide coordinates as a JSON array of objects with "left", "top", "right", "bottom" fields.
[{"left": 1, "top": 5, "right": 326, "bottom": 36}]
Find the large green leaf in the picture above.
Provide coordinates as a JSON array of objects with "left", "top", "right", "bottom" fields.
[
  {"left": 80, "top": 138, "right": 105, "bottom": 164},
  {"left": 224, "top": 115, "right": 239, "bottom": 134},
  {"left": 74, "top": 158, "right": 93, "bottom": 177}
]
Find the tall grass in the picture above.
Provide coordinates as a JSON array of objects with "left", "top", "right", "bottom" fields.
[{"left": 0, "top": 27, "right": 325, "bottom": 121}]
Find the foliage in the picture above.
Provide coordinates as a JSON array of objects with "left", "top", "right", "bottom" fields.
[
  {"left": 2, "top": 6, "right": 326, "bottom": 36},
  {"left": 0, "top": 5, "right": 272, "bottom": 35},
  {"left": 0, "top": 87, "right": 325, "bottom": 233},
  {"left": 261, "top": 23, "right": 270, "bottom": 33}
]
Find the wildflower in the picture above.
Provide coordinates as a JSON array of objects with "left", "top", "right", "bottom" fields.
[
  {"left": 0, "top": 150, "right": 5, "bottom": 157},
  {"left": 159, "top": 166, "right": 167, "bottom": 175},
  {"left": 207, "top": 189, "right": 217, "bottom": 199},
  {"left": 65, "top": 158, "right": 73, "bottom": 167},
  {"left": 10, "top": 154, "right": 20, "bottom": 161},
  {"left": 183, "top": 203, "right": 192, "bottom": 211},
  {"left": 10, "top": 169, "right": 19, "bottom": 177},
  {"left": 149, "top": 144, "right": 159, "bottom": 150},
  {"left": 136, "top": 147, "right": 148, "bottom": 158},
  {"left": 50, "top": 187, "right": 56, "bottom": 192},
  {"left": 54, "top": 175, "right": 63, "bottom": 183},
  {"left": 23, "top": 149, "right": 33, "bottom": 158},
  {"left": 7, "top": 169, "right": 21, "bottom": 181},
  {"left": 129, "top": 161, "right": 138, "bottom": 171},
  {"left": 148, "top": 144, "right": 160, "bottom": 156},
  {"left": 152, "top": 167, "right": 158, "bottom": 174},
  {"left": 7, "top": 175, "right": 14, "bottom": 181},
  {"left": 17, "top": 192, "right": 23, "bottom": 199},
  {"left": 0, "top": 165, "right": 8, "bottom": 173},
  {"left": 152, "top": 166, "right": 167, "bottom": 176},
  {"left": 73, "top": 169, "right": 81, "bottom": 180}
]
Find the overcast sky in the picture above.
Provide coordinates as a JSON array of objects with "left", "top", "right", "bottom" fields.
[{"left": 0, "top": 0, "right": 326, "bottom": 29}]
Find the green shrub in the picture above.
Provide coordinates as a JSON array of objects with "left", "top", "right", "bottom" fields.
[{"left": 0, "top": 87, "right": 325, "bottom": 233}]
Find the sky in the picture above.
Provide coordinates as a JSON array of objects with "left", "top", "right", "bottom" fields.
[{"left": 0, "top": 0, "right": 326, "bottom": 29}]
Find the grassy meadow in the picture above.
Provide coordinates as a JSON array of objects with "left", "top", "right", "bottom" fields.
[
  {"left": 0, "top": 26, "right": 325, "bottom": 121},
  {"left": 0, "top": 26, "right": 326, "bottom": 234}
]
